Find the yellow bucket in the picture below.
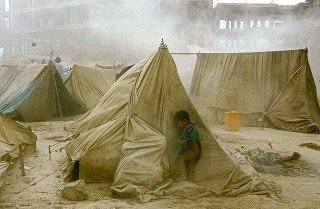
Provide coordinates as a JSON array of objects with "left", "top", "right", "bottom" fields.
[{"left": 225, "top": 111, "right": 239, "bottom": 131}]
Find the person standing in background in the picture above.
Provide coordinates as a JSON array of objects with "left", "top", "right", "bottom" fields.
[{"left": 54, "top": 57, "right": 70, "bottom": 77}]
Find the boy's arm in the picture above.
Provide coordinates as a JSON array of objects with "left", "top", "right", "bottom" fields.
[
  {"left": 190, "top": 127, "right": 199, "bottom": 140},
  {"left": 182, "top": 127, "right": 199, "bottom": 146}
]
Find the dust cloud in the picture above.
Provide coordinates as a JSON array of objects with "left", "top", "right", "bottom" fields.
[
  {"left": 2, "top": 1, "right": 319, "bottom": 95},
  {"left": 86, "top": 1, "right": 319, "bottom": 94}
]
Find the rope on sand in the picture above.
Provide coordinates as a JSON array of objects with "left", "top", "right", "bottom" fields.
[{"left": 4, "top": 169, "right": 61, "bottom": 201}]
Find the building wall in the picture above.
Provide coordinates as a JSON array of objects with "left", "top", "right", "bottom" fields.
[
  {"left": 0, "top": 1, "right": 318, "bottom": 59},
  {"left": 1, "top": 0, "right": 108, "bottom": 33},
  {"left": 0, "top": 0, "right": 111, "bottom": 59}
]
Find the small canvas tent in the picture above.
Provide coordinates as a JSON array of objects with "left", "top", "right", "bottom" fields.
[
  {"left": 64, "top": 65, "right": 118, "bottom": 108},
  {"left": 0, "top": 64, "right": 86, "bottom": 122},
  {"left": 64, "top": 44, "right": 278, "bottom": 201},
  {"left": 0, "top": 113, "right": 37, "bottom": 188},
  {"left": 190, "top": 49, "right": 320, "bottom": 133}
]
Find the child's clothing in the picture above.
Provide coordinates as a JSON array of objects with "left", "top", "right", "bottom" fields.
[
  {"left": 173, "top": 122, "right": 201, "bottom": 181},
  {"left": 174, "top": 122, "right": 201, "bottom": 162}
]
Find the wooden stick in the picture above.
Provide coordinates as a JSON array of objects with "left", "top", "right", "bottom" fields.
[
  {"left": 12, "top": 170, "right": 60, "bottom": 197},
  {"left": 49, "top": 145, "right": 51, "bottom": 160},
  {"left": 19, "top": 145, "right": 26, "bottom": 176},
  {"left": 52, "top": 70, "right": 63, "bottom": 120}
]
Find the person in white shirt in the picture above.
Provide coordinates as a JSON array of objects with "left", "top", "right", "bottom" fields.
[{"left": 54, "top": 57, "right": 70, "bottom": 77}]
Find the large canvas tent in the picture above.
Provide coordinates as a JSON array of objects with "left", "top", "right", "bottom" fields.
[
  {"left": 0, "top": 64, "right": 86, "bottom": 122},
  {"left": 64, "top": 44, "right": 278, "bottom": 202},
  {"left": 64, "top": 65, "right": 118, "bottom": 108},
  {"left": 0, "top": 113, "right": 37, "bottom": 188},
  {"left": 190, "top": 49, "right": 320, "bottom": 133}
]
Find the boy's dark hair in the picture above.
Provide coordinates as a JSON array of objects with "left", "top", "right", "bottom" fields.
[
  {"left": 174, "top": 111, "right": 190, "bottom": 121},
  {"left": 55, "top": 57, "right": 61, "bottom": 63}
]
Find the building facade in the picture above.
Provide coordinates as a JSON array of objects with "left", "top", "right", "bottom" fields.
[
  {"left": 0, "top": 0, "right": 317, "bottom": 59},
  {"left": 0, "top": 0, "right": 122, "bottom": 60}
]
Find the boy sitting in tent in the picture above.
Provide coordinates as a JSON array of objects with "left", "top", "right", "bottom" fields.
[{"left": 173, "top": 111, "right": 201, "bottom": 182}]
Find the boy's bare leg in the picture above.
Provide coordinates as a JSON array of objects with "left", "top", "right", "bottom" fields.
[
  {"left": 176, "top": 158, "right": 186, "bottom": 181},
  {"left": 178, "top": 149, "right": 197, "bottom": 182},
  {"left": 186, "top": 158, "right": 196, "bottom": 182},
  {"left": 174, "top": 141, "right": 199, "bottom": 182}
]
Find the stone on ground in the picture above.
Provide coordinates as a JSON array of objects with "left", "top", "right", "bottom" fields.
[{"left": 61, "top": 180, "right": 88, "bottom": 201}]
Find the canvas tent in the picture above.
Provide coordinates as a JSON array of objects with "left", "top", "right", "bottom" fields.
[
  {"left": 0, "top": 113, "right": 37, "bottom": 188},
  {"left": 0, "top": 64, "right": 86, "bottom": 122},
  {"left": 64, "top": 44, "right": 279, "bottom": 202},
  {"left": 64, "top": 65, "right": 118, "bottom": 108},
  {"left": 190, "top": 49, "right": 320, "bottom": 133},
  {"left": 0, "top": 58, "right": 29, "bottom": 66}
]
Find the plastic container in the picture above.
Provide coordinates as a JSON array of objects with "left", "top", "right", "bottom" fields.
[{"left": 225, "top": 111, "right": 239, "bottom": 131}]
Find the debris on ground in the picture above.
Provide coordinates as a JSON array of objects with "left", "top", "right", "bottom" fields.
[
  {"left": 299, "top": 143, "right": 320, "bottom": 151},
  {"left": 278, "top": 152, "right": 301, "bottom": 162},
  {"left": 44, "top": 135, "right": 64, "bottom": 141},
  {"left": 238, "top": 147, "right": 319, "bottom": 177}
]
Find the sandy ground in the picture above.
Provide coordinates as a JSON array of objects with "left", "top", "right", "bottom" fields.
[{"left": 0, "top": 121, "right": 320, "bottom": 209}]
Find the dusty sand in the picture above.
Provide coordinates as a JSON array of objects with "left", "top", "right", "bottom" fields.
[{"left": 0, "top": 121, "right": 319, "bottom": 209}]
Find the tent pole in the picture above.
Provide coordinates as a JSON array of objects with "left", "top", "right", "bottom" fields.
[
  {"left": 19, "top": 145, "right": 26, "bottom": 176},
  {"left": 53, "top": 73, "right": 63, "bottom": 120},
  {"left": 170, "top": 53, "right": 199, "bottom": 55}
]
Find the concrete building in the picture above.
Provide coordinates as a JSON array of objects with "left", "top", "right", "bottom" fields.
[
  {"left": 175, "top": 1, "right": 320, "bottom": 51},
  {"left": 306, "top": 0, "right": 320, "bottom": 16},
  {"left": 0, "top": 0, "right": 317, "bottom": 59},
  {"left": 0, "top": 0, "right": 216, "bottom": 59},
  {"left": 0, "top": 0, "right": 137, "bottom": 60},
  {"left": 205, "top": 3, "right": 309, "bottom": 50}
]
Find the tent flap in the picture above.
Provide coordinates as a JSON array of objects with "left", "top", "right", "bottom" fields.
[{"left": 111, "top": 116, "right": 169, "bottom": 201}]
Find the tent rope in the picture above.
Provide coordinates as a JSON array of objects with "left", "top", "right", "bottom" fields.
[{"left": 3, "top": 169, "right": 60, "bottom": 201}]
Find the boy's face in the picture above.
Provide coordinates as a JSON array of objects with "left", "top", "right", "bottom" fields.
[{"left": 177, "top": 119, "right": 189, "bottom": 129}]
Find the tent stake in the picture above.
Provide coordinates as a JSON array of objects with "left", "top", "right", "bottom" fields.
[
  {"left": 49, "top": 145, "right": 51, "bottom": 160},
  {"left": 19, "top": 145, "right": 26, "bottom": 176}
]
